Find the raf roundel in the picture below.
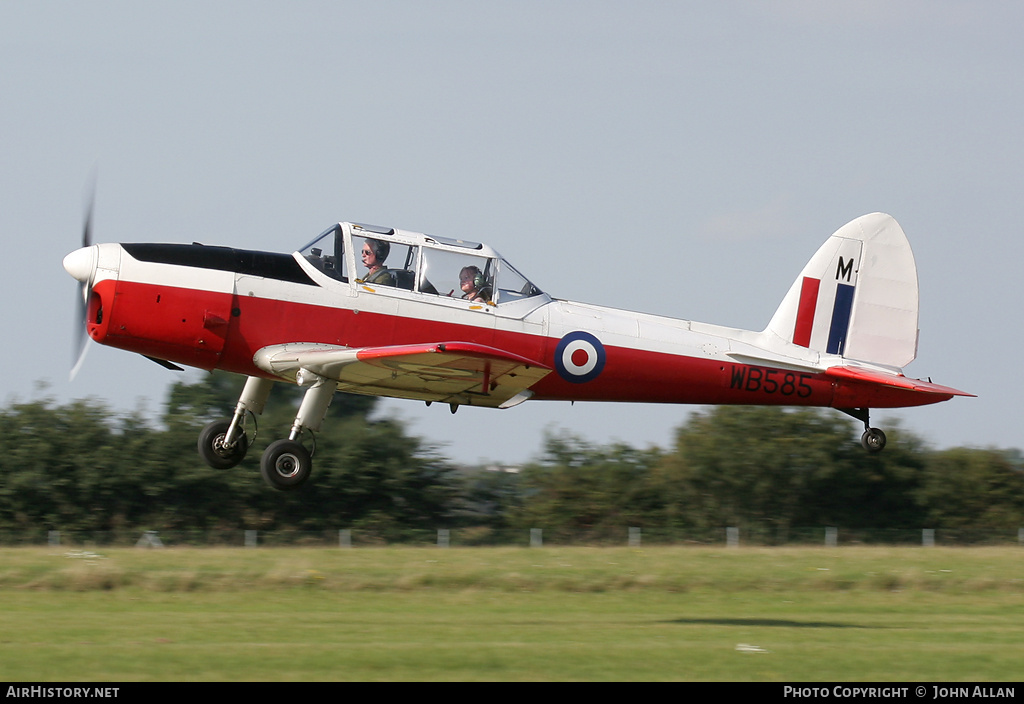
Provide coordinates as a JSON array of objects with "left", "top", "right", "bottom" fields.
[{"left": 554, "top": 331, "right": 606, "bottom": 384}]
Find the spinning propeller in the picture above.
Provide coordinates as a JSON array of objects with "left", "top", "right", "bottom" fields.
[{"left": 65, "top": 190, "right": 97, "bottom": 381}]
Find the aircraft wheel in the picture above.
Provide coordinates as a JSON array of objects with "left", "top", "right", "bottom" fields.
[
  {"left": 861, "top": 428, "right": 887, "bottom": 453},
  {"left": 198, "top": 420, "right": 248, "bottom": 469},
  {"left": 261, "top": 439, "right": 312, "bottom": 491}
]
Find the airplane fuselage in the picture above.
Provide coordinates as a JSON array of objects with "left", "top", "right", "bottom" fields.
[{"left": 79, "top": 238, "right": 948, "bottom": 412}]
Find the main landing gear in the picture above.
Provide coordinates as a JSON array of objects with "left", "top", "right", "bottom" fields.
[
  {"left": 839, "top": 408, "right": 887, "bottom": 453},
  {"left": 197, "top": 374, "right": 336, "bottom": 491}
]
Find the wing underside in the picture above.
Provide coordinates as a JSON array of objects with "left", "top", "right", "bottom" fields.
[{"left": 254, "top": 341, "right": 551, "bottom": 408}]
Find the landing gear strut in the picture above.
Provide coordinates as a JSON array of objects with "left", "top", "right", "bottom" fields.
[
  {"left": 196, "top": 373, "right": 337, "bottom": 490},
  {"left": 839, "top": 408, "right": 887, "bottom": 453},
  {"left": 197, "top": 376, "right": 273, "bottom": 470}
]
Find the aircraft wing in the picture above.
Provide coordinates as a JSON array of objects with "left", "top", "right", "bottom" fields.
[
  {"left": 253, "top": 341, "right": 551, "bottom": 408},
  {"left": 825, "top": 366, "right": 975, "bottom": 397}
]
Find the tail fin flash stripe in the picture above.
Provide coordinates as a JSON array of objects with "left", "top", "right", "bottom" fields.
[
  {"left": 826, "top": 283, "right": 856, "bottom": 355},
  {"left": 793, "top": 277, "right": 820, "bottom": 347}
]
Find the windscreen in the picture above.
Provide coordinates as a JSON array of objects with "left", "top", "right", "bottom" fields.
[{"left": 299, "top": 226, "right": 347, "bottom": 282}]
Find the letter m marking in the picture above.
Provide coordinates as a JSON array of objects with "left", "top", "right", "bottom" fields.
[{"left": 836, "top": 257, "right": 855, "bottom": 282}]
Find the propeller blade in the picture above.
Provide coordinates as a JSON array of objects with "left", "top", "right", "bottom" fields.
[
  {"left": 70, "top": 188, "right": 96, "bottom": 381},
  {"left": 70, "top": 274, "right": 91, "bottom": 381},
  {"left": 70, "top": 319, "right": 89, "bottom": 382},
  {"left": 82, "top": 193, "right": 94, "bottom": 248}
]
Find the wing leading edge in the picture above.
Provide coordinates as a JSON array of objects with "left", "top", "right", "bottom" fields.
[{"left": 253, "top": 341, "right": 551, "bottom": 408}]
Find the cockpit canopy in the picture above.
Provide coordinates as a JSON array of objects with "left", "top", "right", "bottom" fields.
[{"left": 299, "top": 222, "right": 543, "bottom": 305}]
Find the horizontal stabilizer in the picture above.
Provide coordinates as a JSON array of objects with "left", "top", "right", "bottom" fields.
[{"left": 825, "top": 366, "right": 974, "bottom": 397}]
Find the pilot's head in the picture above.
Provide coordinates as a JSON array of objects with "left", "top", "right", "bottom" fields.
[
  {"left": 460, "top": 265, "right": 484, "bottom": 294},
  {"left": 362, "top": 239, "right": 390, "bottom": 269}
]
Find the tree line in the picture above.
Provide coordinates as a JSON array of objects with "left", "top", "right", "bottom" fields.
[{"left": 1, "top": 373, "right": 1021, "bottom": 543}]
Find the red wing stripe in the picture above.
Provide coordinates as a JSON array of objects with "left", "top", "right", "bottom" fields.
[{"left": 355, "top": 341, "right": 549, "bottom": 369}]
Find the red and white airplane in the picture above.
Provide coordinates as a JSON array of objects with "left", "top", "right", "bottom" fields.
[{"left": 64, "top": 212, "right": 972, "bottom": 490}]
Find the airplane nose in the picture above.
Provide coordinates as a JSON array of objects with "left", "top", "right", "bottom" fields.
[{"left": 63, "top": 246, "right": 96, "bottom": 283}]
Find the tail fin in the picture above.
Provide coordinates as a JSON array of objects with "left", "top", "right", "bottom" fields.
[{"left": 764, "top": 213, "right": 919, "bottom": 369}]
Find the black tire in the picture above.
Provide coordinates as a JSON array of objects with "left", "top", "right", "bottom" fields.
[
  {"left": 861, "top": 428, "right": 887, "bottom": 453},
  {"left": 198, "top": 419, "right": 248, "bottom": 469},
  {"left": 260, "top": 439, "right": 312, "bottom": 491}
]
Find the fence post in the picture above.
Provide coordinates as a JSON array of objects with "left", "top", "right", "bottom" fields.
[
  {"left": 135, "top": 531, "right": 164, "bottom": 548},
  {"left": 628, "top": 527, "right": 641, "bottom": 547},
  {"left": 726, "top": 526, "right": 739, "bottom": 548},
  {"left": 825, "top": 526, "right": 838, "bottom": 547}
]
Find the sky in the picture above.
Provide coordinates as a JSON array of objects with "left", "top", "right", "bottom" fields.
[{"left": 2, "top": 1, "right": 1021, "bottom": 466}]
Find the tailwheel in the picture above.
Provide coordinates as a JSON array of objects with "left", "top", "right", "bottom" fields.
[
  {"left": 198, "top": 419, "right": 249, "bottom": 469},
  {"left": 260, "top": 439, "right": 312, "bottom": 491},
  {"left": 839, "top": 408, "right": 888, "bottom": 453},
  {"left": 861, "top": 427, "right": 887, "bottom": 453}
]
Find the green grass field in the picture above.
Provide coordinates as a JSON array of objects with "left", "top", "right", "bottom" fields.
[{"left": 1, "top": 546, "right": 1021, "bottom": 681}]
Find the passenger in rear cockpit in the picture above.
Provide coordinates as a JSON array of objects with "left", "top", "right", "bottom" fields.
[
  {"left": 361, "top": 239, "right": 396, "bottom": 286},
  {"left": 459, "top": 265, "right": 491, "bottom": 303}
]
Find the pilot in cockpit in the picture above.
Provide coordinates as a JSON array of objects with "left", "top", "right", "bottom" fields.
[
  {"left": 361, "top": 239, "right": 396, "bottom": 286},
  {"left": 459, "top": 265, "right": 491, "bottom": 303}
]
